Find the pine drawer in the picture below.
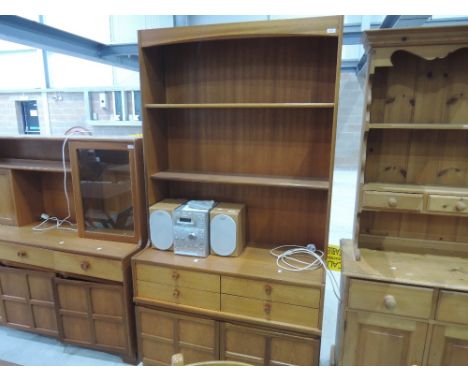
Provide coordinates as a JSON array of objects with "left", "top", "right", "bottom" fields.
[
  {"left": 427, "top": 195, "right": 468, "bottom": 215},
  {"left": 361, "top": 191, "right": 423, "bottom": 212},
  {"left": 0, "top": 242, "right": 54, "bottom": 269},
  {"left": 437, "top": 290, "right": 468, "bottom": 325}
]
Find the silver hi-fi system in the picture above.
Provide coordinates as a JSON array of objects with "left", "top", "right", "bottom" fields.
[
  {"left": 210, "top": 203, "right": 246, "bottom": 257},
  {"left": 149, "top": 199, "right": 186, "bottom": 250},
  {"left": 173, "top": 200, "right": 216, "bottom": 257}
]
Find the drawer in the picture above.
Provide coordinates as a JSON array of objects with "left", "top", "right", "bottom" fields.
[
  {"left": 0, "top": 242, "right": 53, "bottom": 269},
  {"left": 221, "top": 294, "right": 319, "bottom": 329},
  {"left": 427, "top": 195, "right": 468, "bottom": 215},
  {"left": 437, "top": 290, "right": 468, "bottom": 325},
  {"left": 348, "top": 279, "right": 434, "bottom": 319},
  {"left": 221, "top": 276, "right": 320, "bottom": 308},
  {"left": 135, "top": 263, "right": 219, "bottom": 292},
  {"left": 361, "top": 191, "right": 423, "bottom": 212},
  {"left": 53, "top": 252, "right": 122, "bottom": 282},
  {"left": 136, "top": 280, "right": 220, "bottom": 311}
]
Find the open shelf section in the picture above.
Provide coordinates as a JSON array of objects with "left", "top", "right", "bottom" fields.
[
  {"left": 0, "top": 158, "right": 70, "bottom": 173},
  {"left": 145, "top": 103, "right": 335, "bottom": 109},
  {"left": 366, "top": 123, "right": 468, "bottom": 131},
  {"left": 151, "top": 170, "right": 330, "bottom": 190},
  {"left": 363, "top": 182, "right": 468, "bottom": 197}
]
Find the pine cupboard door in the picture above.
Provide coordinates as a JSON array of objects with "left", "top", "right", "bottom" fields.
[
  {"left": 342, "top": 311, "right": 428, "bottom": 365},
  {"left": 427, "top": 324, "right": 468, "bottom": 365},
  {"left": 136, "top": 307, "right": 219, "bottom": 365},
  {"left": 54, "top": 278, "right": 130, "bottom": 356},
  {"left": 0, "top": 266, "right": 58, "bottom": 336},
  {"left": 220, "top": 323, "right": 320, "bottom": 366}
]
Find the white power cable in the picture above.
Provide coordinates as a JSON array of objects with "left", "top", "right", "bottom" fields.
[
  {"left": 32, "top": 132, "right": 82, "bottom": 232},
  {"left": 270, "top": 244, "right": 341, "bottom": 302}
]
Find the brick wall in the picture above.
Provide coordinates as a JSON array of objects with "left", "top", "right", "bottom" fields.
[{"left": 47, "top": 92, "right": 86, "bottom": 134}]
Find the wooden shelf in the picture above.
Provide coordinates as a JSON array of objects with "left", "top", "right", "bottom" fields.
[
  {"left": 151, "top": 171, "right": 330, "bottom": 190},
  {"left": 0, "top": 158, "right": 70, "bottom": 173},
  {"left": 145, "top": 103, "right": 335, "bottom": 109},
  {"left": 363, "top": 182, "right": 468, "bottom": 197},
  {"left": 366, "top": 123, "right": 468, "bottom": 130}
]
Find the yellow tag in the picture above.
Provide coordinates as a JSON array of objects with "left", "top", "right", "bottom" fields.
[{"left": 327, "top": 245, "right": 341, "bottom": 271}]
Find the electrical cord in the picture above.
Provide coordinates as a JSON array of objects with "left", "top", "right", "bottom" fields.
[
  {"left": 32, "top": 132, "right": 82, "bottom": 232},
  {"left": 270, "top": 244, "right": 341, "bottom": 302}
]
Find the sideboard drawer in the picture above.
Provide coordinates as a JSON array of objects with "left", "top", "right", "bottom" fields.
[
  {"left": 221, "top": 276, "right": 320, "bottom": 308},
  {"left": 54, "top": 252, "right": 122, "bottom": 282},
  {"left": 437, "top": 290, "right": 468, "bottom": 325},
  {"left": 136, "top": 280, "right": 220, "bottom": 311},
  {"left": 361, "top": 191, "right": 423, "bottom": 212},
  {"left": 427, "top": 195, "right": 468, "bottom": 215},
  {"left": 135, "top": 263, "right": 219, "bottom": 292},
  {"left": 348, "top": 279, "right": 434, "bottom": 319},
  {"left": 0, "top": 242, "right": 53, "bottom": 269},
  {"left": 221, "top": 294, "right": 319, "bottom": 329}
]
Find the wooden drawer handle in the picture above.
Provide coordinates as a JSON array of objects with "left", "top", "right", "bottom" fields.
[
  {"left": 172, "top": 271, "right": 180, "bottom": 280},
  {"left": 17, "top": 251, "right": 27, "bottom": 258},
  {"left": 264, "top": 284, "right": 272, "bottom": 295},
  {"left": 173, "top": 289, "right": 180, "bottom": 298},
  {"left": 455, "top": 201, "right": 467, "bottom": 212},
  {"left": 264, "top": 303, "right": 271, "bottom": 314},
  {"left": 383, "top": 294, "right": 397, "bottom": 310},
  {"left": 388, "top": 197, "right": 398, "bottom": 208},
  {"left": 80, "top": 261, "right": 90, "bottom": 271}
]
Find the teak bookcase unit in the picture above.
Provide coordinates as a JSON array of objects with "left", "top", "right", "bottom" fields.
[
  {"left": 337, "top": 26, "right": 468, "bottom": 366},
  {"left": 0, "top": 136, "right": 146, "bottom": 364},
  {"left": 134, "top": 16, "right": 343, "bottom": 365}
]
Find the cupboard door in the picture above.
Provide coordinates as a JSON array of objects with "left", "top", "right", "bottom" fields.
[
  {"left": 220, "top": 323, "right": 320, "bottom": 366},
  {"left": 428, "top": 324, "right": 468, "bottom": 365},
  {"left": 0, "top": 266, "right": 58, "bottom": 336},
  {"left": 0, "top": 170, "right": 15, "bottom": 225},
  {"left": 54, "top": 278, "right": 129, "bottom": 356},
  {"left": 136, "top": 307, "right": 219, "bottom": 365},
  {"left": 342, "top": 311, "right": 428, "bottom": 365}
]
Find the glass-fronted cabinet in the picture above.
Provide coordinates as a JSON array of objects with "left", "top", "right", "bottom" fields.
[{"left": 69, "top": 138, "right": 145, "bottom": 244}]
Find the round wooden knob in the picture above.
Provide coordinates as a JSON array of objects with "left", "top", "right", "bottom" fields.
[
  {"left": 383, "top": 295, "right": 397, "bottom": 310},
  {"left": 264, "top": 284, "right": 272, "bottom": 295},
  {"left": 455, "top": 201, "right": 466, "bottom": 212},
  {"left": 173, "top": 289, "right": 180, "bottom": 298},
  {"left": 263, "top": 303, "right": 271, "bottom": 314},
  {"left": 80, "top": 261, "right": 90, "bottom": 271},
  {"left": 17, "top": 251, "right": 26, "bottom": 258},
  {"left": 172, "top": 271, "right": 179, "bottom": 280},
  {"left": 388, "top": 197, "right": 398, "bottom": 208}
]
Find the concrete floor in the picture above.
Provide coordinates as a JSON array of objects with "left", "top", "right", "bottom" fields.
[{"left": 0, "top": 169, "right": 358, "bottom": 366}]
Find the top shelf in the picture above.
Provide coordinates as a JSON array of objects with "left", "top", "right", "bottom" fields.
[
  {"left": 0, "top": 158, "right": 70, "bottom": 173},
  {"left": 145, "top": 103, "right": 335, "bottom": 109}
]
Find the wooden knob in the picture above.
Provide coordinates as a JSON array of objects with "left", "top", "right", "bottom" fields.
[
  {"left": 383, "top": 295, "right": 397, "bottom": 310},
  {"left": 264, "top": 303, "right": 271, "bottom": 314},
  {"left": 80, "top": 261, "right": 90, "bottom": 271},
  {"left": 17, "top": 251, "right": 26, "bottom": 258},
  {"left": 455, "top": 201, "right": 466, "bottom": 212},
  {"left": 388, "top": 197, "right": 398, "bottom": 208},
  {"left": 172, "top": 271, "right": 179, "bottom": 280},
  {"left": 264, "top": 284, "right": 272, "bottom": 295},
  {"left": 173, "top": 289, "right": 180, "bottom": 298}
]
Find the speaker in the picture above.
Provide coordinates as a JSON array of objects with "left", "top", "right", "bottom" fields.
[
  {"left": 149, "top": 199, "right": 186, "bottom": 250},
  {"left": 210, "top": 203, "right": 246, "bottom": 257}
]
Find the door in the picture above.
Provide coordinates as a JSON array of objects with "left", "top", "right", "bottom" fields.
[
  {"left": 427, "top": 324, "right": 468, "bottom": 365},
  {"left": 136, "top": 307, "right": 219, "bottom": 365},
  {"left": 54, "top": 278, "right": 130, "bottom": 356},
  {"left": 0, "top": 170, "right": 15, "bottom": 225},
  {"left": 19, "top": 101, "right": 40, "bottom": 135},
  {"left": 0, "top": 265, "right": 58, "bottom": 336},
  {"left": 220, "top": 322, "right": 320, "bottom": 366},
  {"left": 342, "top": 311, "right": 428, "bottom": 365}
]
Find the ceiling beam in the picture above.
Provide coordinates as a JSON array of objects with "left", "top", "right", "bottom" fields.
[{"left": 0, "top": 15, "right": 139, "bottom": 71}]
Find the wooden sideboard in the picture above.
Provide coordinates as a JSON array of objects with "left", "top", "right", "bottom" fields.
[{"left": 336, "top": 25, "right": 468, "bottom": 366}]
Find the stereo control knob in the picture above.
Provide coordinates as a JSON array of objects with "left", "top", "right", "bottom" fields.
[{"left": 188, "top": 232, "right": 196, "bottom": 240}]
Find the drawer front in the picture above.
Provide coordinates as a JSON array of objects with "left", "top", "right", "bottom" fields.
[
  {"left": 362, "top": 191, "right": 423, "bottom": 212},
  {"left": 348, "top": 279, "right": 434, "bottom": 319},
  {"left": 54, "top": 252, "right": 122, "bottom": 282},
  {"left": 437, "top": 290, "right": 468, "bottom": 325},
  {"left": 136, "top": 280, "right": 220, "bottom": 311},
  {"left": 0, "top": 242, "right": 53, "bottom": 269},
  {"left": 427, "top": 195, "right": 468, "bottom": 215},
  {"left": 135, "top": 263, "right": 219, "bottom": 292},
  {"left": 221, "top": 294, "right": 319, "bottom": 329},
  {"left": 221, "top": 276, "right": 320, "bottom": 308}
]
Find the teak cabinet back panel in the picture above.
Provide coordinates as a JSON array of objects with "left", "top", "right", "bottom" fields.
[{"left": 0, "top": 170, "right": 15, "bottom": 226}]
